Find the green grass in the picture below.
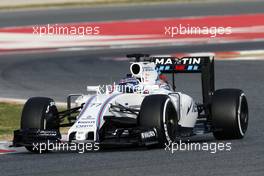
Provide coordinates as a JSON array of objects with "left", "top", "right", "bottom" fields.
[
  {"left": 0, "top": 102, "right": 68, "bottom": 141},
  {"left": 0, "top": 103, "right": 22, "bottom": 141}
]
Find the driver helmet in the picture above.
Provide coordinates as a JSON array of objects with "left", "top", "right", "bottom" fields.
[{"left": 118, "top": 74, "right": 139, "bottom": 93}]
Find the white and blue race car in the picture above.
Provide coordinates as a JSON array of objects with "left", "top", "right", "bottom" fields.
[{"left": 13, "top": 54, "right": 249, "bottom": 153}]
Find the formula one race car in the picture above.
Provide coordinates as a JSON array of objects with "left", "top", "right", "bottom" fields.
[{"left": 13, "top": 54, "right": 249, "bottom": 153}]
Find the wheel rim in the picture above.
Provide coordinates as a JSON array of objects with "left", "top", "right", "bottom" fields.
[
  {"left": 164, "top": 100, "right": 178, "bottom": 142},
  {"left": 44, "top": 105, "right": 59, "bottom": 130},
  {"left": 239, "top": 96, "right": 248, "bottom": 134}
]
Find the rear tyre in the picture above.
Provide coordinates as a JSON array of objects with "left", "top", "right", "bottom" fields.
[
  {"left": 139, "top": 95, "right": 178, "bottom": 147},
  {"left": 211, "top": 89, "right": 248, "bottom": 140},
  {"left": 21, "top": 97, "right": 60, "bottom": 153}
]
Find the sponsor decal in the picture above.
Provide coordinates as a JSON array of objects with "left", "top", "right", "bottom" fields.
[
  {"left": 154, "top": 57, "right": 202, "bottom": 72},
  {"left": 141, "top": 130, "right": 156, "bottom": 139},
  {"left": 154, "top": 57, "right": 201, "bottom": 65},
  {"left": 76, "top": 120, "right": 95, "bottom": 128}
]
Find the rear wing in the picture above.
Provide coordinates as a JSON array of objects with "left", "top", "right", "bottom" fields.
[
  {"left": 151, "top": 56, "right": 215, "bottom": 116},
  {"left": 127, "top": 54, "right": 215, "bottom": 112},
  {"left": 152, "top": 56, "right": 211, "bottom": 73}
]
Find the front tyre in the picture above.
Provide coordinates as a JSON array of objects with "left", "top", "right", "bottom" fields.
[
  {"left": 212, "top": 89, "right": 248, "bottom": 139},
  {"left": 21, "top": 97, "right": 60, "bottom": 153},
  {"left": 139, "top": 95, "right": 178, "bottom": 146}
]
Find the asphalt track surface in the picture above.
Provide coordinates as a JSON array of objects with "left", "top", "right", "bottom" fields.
[{"left": 0, "top": 1, "right": 264, "bottom": 176}]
